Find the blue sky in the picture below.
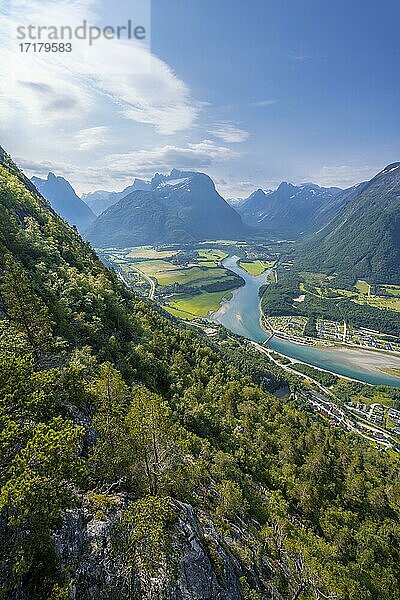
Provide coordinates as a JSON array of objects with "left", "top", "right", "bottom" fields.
[{"left": 1, "top": 0, "right": 399, "bottom": 196}]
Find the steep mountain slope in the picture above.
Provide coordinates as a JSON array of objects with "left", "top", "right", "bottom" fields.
[
  {"left": 31, "top": 172, "right": 96, "bottom": 232},
  {"left": 82, "top": 178, "right": 151, "bottom": 216},
  {"left": 298, "top": 163, "right": 400, "bottom": 282},
  {"left": 310, "top": 181, "right": 369, "bottom": 232},
  {"left": 1, "top": 146, "right": 399, "bottom": 600},
  {"left": 226, "top": 196, "right": 250, "bottom": 208},
  {"left": 85, "top": 169, "right": 248, "bottom": 247},
  {"left": 238, "top": 182, "right": 342, "bottom": 237}
]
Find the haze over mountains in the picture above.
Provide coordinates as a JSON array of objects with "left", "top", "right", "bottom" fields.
[
  {"left": 31, "top": 173, "right": 96, "bottom": 233},
  {"left": 29, "top": 163, "right": 400, "bottom": 287},
  {"left": 237, "top": 182, "right": 342, "bottom": 237},
  {"left": 298, "top": 163, "right": 400, "bottom": 283},
  {"left": 82, "top": 179, "right": 151, "bottom": 216},
  {"left": 85, "top": 169, "right": 249, "bottom": 247}
]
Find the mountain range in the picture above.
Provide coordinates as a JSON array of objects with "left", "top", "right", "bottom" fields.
[
  {"left": 82, "top": 179, "right": 151, "bottom": 216},
  {"left": 1, "top": 145, "right": 400, "bottom": 599},
  {"left": 28, "top": 163, "right": 400, "bottom": 286},
  {"left": 237, "top": 182, "right": 342, "bottom": 237},
  {"left": 85, "top": 169, "right": 249, "bottom": 247},
  {"left": 31, "top": 173, "right": 96, "bottom": 233},
  {"left": 297, "top": 163, "right": 400, "bottom": 282}
]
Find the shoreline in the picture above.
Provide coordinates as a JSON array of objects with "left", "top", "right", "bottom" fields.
[
  {"left": 261, "top": 324, "right": 400, "bottom": 383},
  {"left": 209, "top": 255, "right": 400, "bottom": 387},
  {"left": 261, "top": 321, "right": 400, "bottom": 366}
]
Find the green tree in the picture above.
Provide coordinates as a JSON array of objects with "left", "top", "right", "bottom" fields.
[
  {"left": 216, "top": 479, "right": 248, "bottom": 520},
  {"left": 0, "top": 417, "right": 87, "bottom": 597},
  {"left": 0, "top": 255, "right": 53, "bottom": 359},
  {"left": 88, "top": 363, "right": 130, "bottom": 483},
  {"left": 125, "top": 386, "right": 176, "bottom": 495}
]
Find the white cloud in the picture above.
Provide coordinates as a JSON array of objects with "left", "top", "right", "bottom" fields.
[
  {"left": 208, "top": 121, "right": 249, "bottom": 143},
  {"left": 307, "top": 165, "right": 379, "bottom": 188},
  {"left": 18, "top": 139, "right": 239, "bottom": 193},
  {"left": 0, "top": 0, "right": 201, "bottom": 135},
  {"left": 214, "top": 179, "right": 259, "bottom": 199},
  {"left": 75, "top": 126, "right": 110, "bottom": 151},
  {"left": 105, "top": 139, "right": 238, "bottom": 177},
  {"left": 213, "top": 177, "right": 275, "bottom": 200},
  {"left": 251, "top": 99, "right": 277, "bottom": 107}
]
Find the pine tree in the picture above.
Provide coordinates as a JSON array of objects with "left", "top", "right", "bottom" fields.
[{"left": 0, "top": 255, "right": 53, "bottom": 359}]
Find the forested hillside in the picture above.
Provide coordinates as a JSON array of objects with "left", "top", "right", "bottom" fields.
[
  {"left": 297, "top": 163, "right": 400, "bottom": 282},
  {"left": 0, "top": 146, "right": 400, "bottom": 600}
]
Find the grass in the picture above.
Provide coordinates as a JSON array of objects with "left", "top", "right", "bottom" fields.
[
  {"left": 156, "top": 266, "right": 229, "bottom": 287},
  {"left": 239, "top": 260, "right": 271, "bottom": 276},
  {"left": 343, "top": 390, "right": 396, "bottom": 408},
  {"left": 132, "top": 260, "right": 177, "bottom": 276},
  {"left": 268, "top": 270, "right": 277, "bottom": 283},
  {"left": 304, "top": 278, "right": 400, "bottom": 313},
  {"left": 197, "top": 249, "right": 228, "bottom": 263},
  {"left": 379, "top": 285, "right": 400, "bottom": 297},
  {"left": 163, "top": 305, "right": 198, "bottom": 320},
  {"left": 354, "top": 296, "right": 400, "bottom": 312},
  {"left": 167, "top": 290, "right": 233, "bottom": 318},
  {"left": 299, "top": 271, "right": 333, "bottom": 286},
  {"left": 355, "top": 280, "right": 370, "bottom": 295},
  {"left": 330, "top": 288, "right": 357, "bottom": 298},
  {"left": 197, "top": 260, "right": 218, "bottom": 268},
  {"left": 127, "top": 247, "right": 178, "bottom": 260}
]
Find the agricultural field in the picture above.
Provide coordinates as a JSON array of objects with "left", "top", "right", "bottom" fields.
[
  {"left": 98, "top": 245, "right": 246, "bottom": 320},
  {"left": 378, "top": 285, "right": 400, "bottom": 297},
  {"left": 165, "top": 290, "right": 233, "bottom": 319},
  {"left": 130, "top": 259, "right": 177, "bottom": 276},
  {"left": 355, "top": 280, "right": 371, "bottom": 295},
  {"left": 197, "top": 248, "right": 228, "bottom": 265},
  {"left": 126, "top": 247, "right": 178, "bottom": 260},
  {"left": 299, "top": 272, "right": 400, "bottom": 313},
  {"left": 99, "top": 243, "right": 281, "bottom": 320},
  {"left": 239, "top": 259, "right": 274, "bottom": 276},
  {"left": 156, "top": 266, "right": 230, "bottom": 287},
  {"left": 353, "top": 295, "right": 400, "bottom": 312},
  {"left": 299, "top": 271, "right": 334, "bottom": 287}
]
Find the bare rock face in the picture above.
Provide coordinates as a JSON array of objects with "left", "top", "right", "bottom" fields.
[
  {"left": 171, "top": 502, "right": 243, "bottom": 599},
  {"left": 53, "top": 497, "right": 264, "bottom": 599}
]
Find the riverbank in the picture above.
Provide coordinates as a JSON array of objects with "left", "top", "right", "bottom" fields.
[
  {"left": 211, "top": 255, "right": 400, "bottom": 388},
  {"left": 260, "top": 315, "right": 400, "bottom": 380}
]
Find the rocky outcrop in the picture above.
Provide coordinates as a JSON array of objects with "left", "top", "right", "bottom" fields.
[{"left": 53, "top": 496, "right": 270, "bottom": 599}]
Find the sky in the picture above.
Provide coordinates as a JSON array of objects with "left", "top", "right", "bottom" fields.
[{"left": 0, "top": 0, "right": 399, "bottom": 198}]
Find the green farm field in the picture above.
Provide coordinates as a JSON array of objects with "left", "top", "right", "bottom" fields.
[
  {"left": 156, "top": 266, "right": 230, "bottom": 287},
  {"left": 239, "top": 259, "right": 274, "bottom": 276},
  {"left": 165, "top": 290, "right": 233, "bottom": 319},
  {"left": 197, "top": 248, "right": 228, "bottom": 263},
  {"left": 127, "top": 247, "right": 179, "bottom": 260}
]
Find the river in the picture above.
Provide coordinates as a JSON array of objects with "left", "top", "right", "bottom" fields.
[{"left": 211, "top": 256, "right": 400, "bottom": 388}]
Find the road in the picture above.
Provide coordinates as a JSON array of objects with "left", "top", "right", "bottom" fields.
[
  {"left": 118, "top": 266, "right": 156, "bottom": 300},
  {"left": 130, "top": 265, "right": 156, "bottom": 300},
  {"left": 250, "top": 340, "right": 398, "bottom": 450},
  {"left": 251, "top": 340, "right": 337, "bottom": 399}
]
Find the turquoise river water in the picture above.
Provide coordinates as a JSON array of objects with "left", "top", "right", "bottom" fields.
[{"left": 211, "top": 256, "right": 400, "bottom": 388}]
